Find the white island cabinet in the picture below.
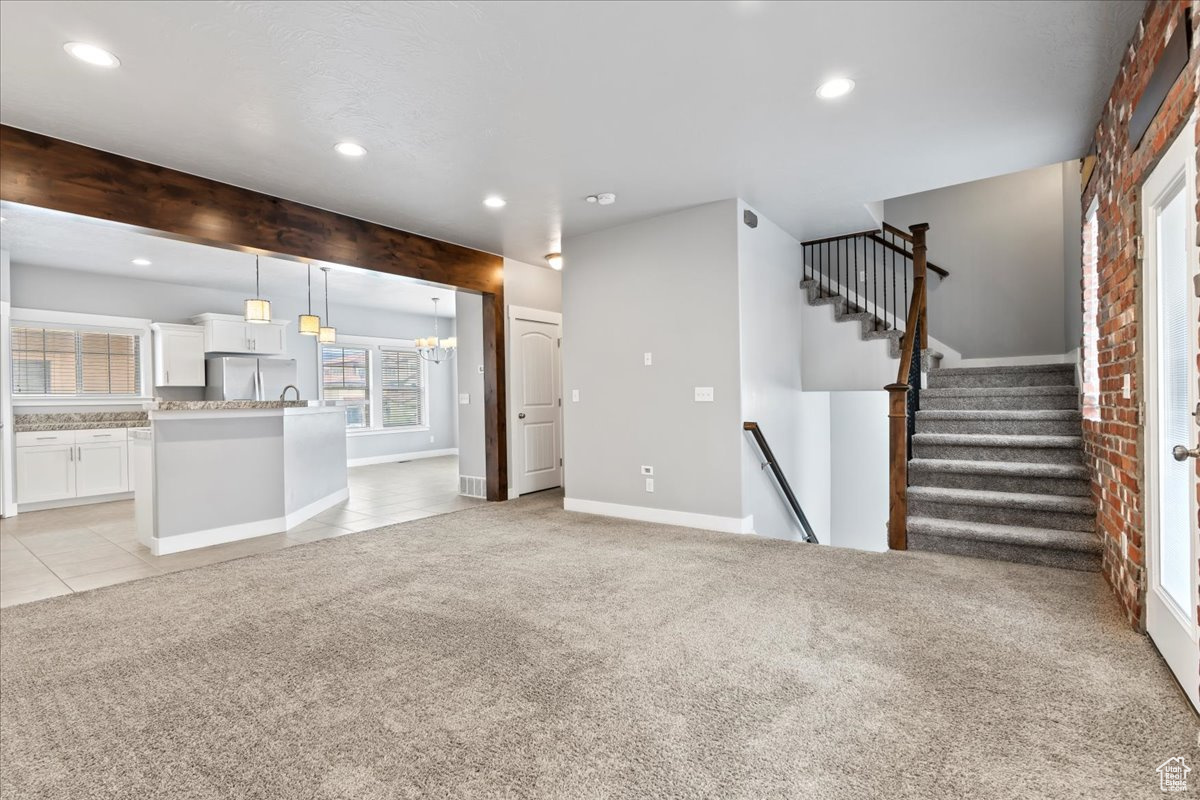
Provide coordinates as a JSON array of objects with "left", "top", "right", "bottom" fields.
[{"left": 133, "top": 401, "right": 347, "bottom": 554}]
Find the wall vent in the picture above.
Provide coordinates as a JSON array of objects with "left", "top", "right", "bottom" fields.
[{"left": 459, "top": 475, "right": 486, "bottom": 499}]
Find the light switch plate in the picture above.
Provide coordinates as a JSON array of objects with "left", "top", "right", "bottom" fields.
[
  {"left": 645, "top": 478, "right": 654, "bottom": 493},
  {"left": 1122, "top": 374, "right": 1131, "bottom": 399},
  {"left": 458, "top": 393, "right": 470, "bottom": 405},
  {"left": 694, "top": 387, "right": 714, "bottom": 402},
  {"left": 571, "top": 389, "right": 580, "bottom": 402},
  {"left": 644, "top": 352, "right": 653, "bottom": 366}
]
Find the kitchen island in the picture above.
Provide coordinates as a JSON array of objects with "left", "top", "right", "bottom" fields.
[{"left": 131, "top": 400, "right": 347, "bottom": 554}]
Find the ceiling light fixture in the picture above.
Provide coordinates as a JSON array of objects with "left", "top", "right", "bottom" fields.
[
  {"left": 63, "top": 42, "right": 120, "bottom": 68},
  {"left": 545, "top": 252, "right": 563, "bottom": 271},
  {"left": 244, "top": 254, "right": 272, "bottom": 324},
  {"left": 299, "top": 263, "right": 321, "bottom": 335},
  {"left": 816, "top": 77, "right": 855, "bottom": 99},
  {"left": 483, "top": 195, "right": 507, "bottom": 209},
  {"left": 334, "top": 141, "right": 366, "bottom": 157},
  {"left": 131, "top": 258, "right": 151, "bottom": 266},
  {"left": 319, "top": 267, "right": 336, "bottom": 343},
  {"left": 415, "top": 298, "right": 456, "bottom": 365}
]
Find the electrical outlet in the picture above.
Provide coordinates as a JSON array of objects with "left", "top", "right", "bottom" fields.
[
  {"left": 458, "top": 393, "right": 470, "bottom": 405},
  {"left": 645, "top": 477, "right": 654, "bottom": 493},
  {"left": 571, "top": 389, "right": 580, "bottom": 402},
  {"left": 644, "top": 352, "right": 653, "bottom": 366},
  {"left": 641, "top": 465, "right": 654, "bottom": 476},
  {"left": 429, "top": 435, "right": 435, "bottom": 443},
  {"left": 694, "top": 387, "right": 714, "bottom": 402}
]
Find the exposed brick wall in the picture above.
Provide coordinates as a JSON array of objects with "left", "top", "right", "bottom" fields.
[{"left": 1080, "top": 0, "right": 1199, "bottom": 628}]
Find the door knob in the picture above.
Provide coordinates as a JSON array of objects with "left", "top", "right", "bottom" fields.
[
  {"left": 1173, "top": 444, "right": 1200, "bottom": 462},
  {"left": 518, "top": 413, "right": 526, "bottom": 419}
]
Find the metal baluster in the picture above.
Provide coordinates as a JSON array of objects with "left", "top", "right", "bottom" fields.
[{"left": 853, "top": 237, "right": 859, "bottom": 311}]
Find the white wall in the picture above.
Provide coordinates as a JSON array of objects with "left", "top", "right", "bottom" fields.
[
  {"left": 1061, "top": 159, "right": 1083, "bottom": 349},
  {"left": 562, "top": 200, "right": 746, "bottom": 526},
  {"left": 884, "top": 162, "right": 1078, "bottom": 359},
  {"left": 9, "top": 264, "right": 458, "bottom": 462}
]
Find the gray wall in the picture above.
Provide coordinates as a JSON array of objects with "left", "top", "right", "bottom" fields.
[
  {"left": 505, "top": 257, "right": 562, "bottom": 312},
  {"left": 562, "top": 200, "right": 744, "bottom": 520},
  {"left": 9, "top": 264, "right": 458, "bottom": 460},
  {"left": 1061, "top": 159, "right": 1083, "bottom": 350},
  {"left": 454, "top": 292, "right": 486, "bottom": 479},
  {"left": 884, "top": 162, "right": 1077, "bottom": 358}
]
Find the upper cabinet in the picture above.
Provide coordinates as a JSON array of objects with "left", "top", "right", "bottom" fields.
[
  {"left": 151, "top": 323, "right": 206, "bottom": 387},
  {"left": 190, "top": 313, "right": 289, "bottom": 356}
]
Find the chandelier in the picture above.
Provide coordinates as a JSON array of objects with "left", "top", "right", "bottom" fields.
[{"left": 416, "top": 297, "right": 456, "bottom": 364}]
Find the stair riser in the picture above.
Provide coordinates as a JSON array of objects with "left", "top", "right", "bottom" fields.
[
  {"left": 915, "top": 418, "right": 1082, "bottom": 435},
  {"left": 928, "top": 371, "right": 1075, "bottom": 389},
  {"left": 913, "top": 443, "right": 1084, "bottom": 465},
  {"left": 908, "top": 533, "right": 1101, "bottom": 572},
  {"left": 921, "top": 394, "right": 1079, "bottom": 411},
  {"left": 908, "top": 499, "right": 1094, "bottom": 531},
  {"left": 908, "top": 469, "right": 1092, "bottom": 497}
]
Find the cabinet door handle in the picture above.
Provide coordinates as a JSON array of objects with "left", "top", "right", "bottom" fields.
[
  {"left": 36, "top": 436, "right": 56, "bottom": 440},
  {"left": 69, "top": 446, "right": 74, "bottom": 462},
  {"left": 77, "top": 446, "right": 82, "bottom": 461},
  {"left": 166, "top": 368, "right": 170, "bottom": 384}
]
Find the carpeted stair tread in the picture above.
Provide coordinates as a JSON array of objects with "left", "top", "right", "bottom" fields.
[
  {"left": 908, "top": 516, "right": 1101, "bottom": 554},
  {"left": 908, "top": 458, "right": 1088, "bottom": 479},
  {"left": 922, "top": 385, "right": 1078, "bottom": 398},
  {"left": 911, "top": 433, "right": 1082, "bottom": 449},
  {"left": 934, "top": 363, "right": 1075, "bottom": 377},
  {"left": 907, "top": 485, "right": 1093, "bottom": 514},
  {"left": 916, "top": 410, "right": 1082, "bottom": 421}
]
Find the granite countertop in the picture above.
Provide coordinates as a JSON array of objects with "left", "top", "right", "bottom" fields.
[
  {"left": 151, "top": 400, "right": 328, "bottom": 411},
  {"left": 15, "top": 411, "right": 150, "bottom": 433}
]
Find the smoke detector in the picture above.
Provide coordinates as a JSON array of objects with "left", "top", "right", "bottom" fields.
[{"left": 586, "top": 192, "right": 617, "bottom": 206}]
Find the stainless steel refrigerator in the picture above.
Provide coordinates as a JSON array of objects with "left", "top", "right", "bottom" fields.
[{"left": 205, "top": 356, "right": 299, "bottom": 401}]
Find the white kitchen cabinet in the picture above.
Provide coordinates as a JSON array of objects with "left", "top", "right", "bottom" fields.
[
  {"left": 191, "top": 313, "right": 288, "bottom": 355},
  {"left": 75, "top": 441, "right": 130, "bottom": 497},
  {"left": 152, "top": 323, "right": 206, "bottom": 387},
  {"left": 15, "top": 444, "right": 76, "bottom": 504},
  {"left": 15, "top": 429, "right": 130, "bottom": 507}
]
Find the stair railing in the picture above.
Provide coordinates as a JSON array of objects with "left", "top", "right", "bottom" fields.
[{"left": 743, "top": 422, "right": 819, "bottom": 544}]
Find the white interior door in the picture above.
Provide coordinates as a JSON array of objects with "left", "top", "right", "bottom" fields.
[
  {"left": 512, "top": 314, "right": 562, "bottom": 495},
  {"left": 1142, "top": 119, "right": 1199, "bottom": 713}
]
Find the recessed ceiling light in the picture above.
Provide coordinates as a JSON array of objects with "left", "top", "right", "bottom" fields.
[
  {"left": 483, "top": 196, "right": 507, "bottom": 209},
  {"left": 816, "top": 77, "right": 855, "bottom": 99},
  {"left": 131, "top": 258, "right": 151, "bottom": 266},
  {"left": 63, "top": 42, "right": 120, "bottom": 68},
  {"left": 334, "top": 142, "right": 366, "bottom": 157},
  {"left": 545, "top": 253, "right": 563, "bottom": 271}
]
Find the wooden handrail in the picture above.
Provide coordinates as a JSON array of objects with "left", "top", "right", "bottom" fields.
[
  {"left": 865, "top": 233, "right": 949, "bottom": 279},
  {"left": 743, "top": 422, "right": 819, "bottom": 544},
  {"left": 885, "top": 223, "right": 930, "bottom": 550},
  {"left": 881, "top": 221, "right": 914, "bottom": 243},
  {"left": 799, "top": 228, "right": 880, "bottom": 247}
]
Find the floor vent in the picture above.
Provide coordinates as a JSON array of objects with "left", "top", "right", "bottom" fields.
[{"left": 459, "top": 475, "right": 486, "bottom": 499}]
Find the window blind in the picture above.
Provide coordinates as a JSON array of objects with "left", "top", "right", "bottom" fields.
[
  {"left": 12, "top": 326, "right": 141, "bottom": 396},
  {"left": 321, "top": 344, "right": 370, "bottom": 428},
  {"left": 380, "top": 349, "right": 424, "bottom": 428}
]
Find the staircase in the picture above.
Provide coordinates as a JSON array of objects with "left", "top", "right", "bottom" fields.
[
  {"left": 906, "top": 364, "right": 1100, "bottom": 571},
  {"left": 799, "top": 277, "right": 905, "bottom": 357}
]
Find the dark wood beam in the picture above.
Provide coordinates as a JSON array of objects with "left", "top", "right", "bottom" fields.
[{"left": 0, "top": 124, "right": 511, "bottom": 500}]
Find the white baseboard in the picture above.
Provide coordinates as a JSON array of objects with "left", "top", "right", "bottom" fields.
[
  {"left": 563, "top": 497, "right": 753, "bottom": 534},
  {"left": 348, "top": 447, "right": 458, "bottom": 468},
  {"left": 17, "top": 492, "right": 133, "bottom": 514},
  {"left": 151, "top": 486, "right": 348, "bottom": 555}
]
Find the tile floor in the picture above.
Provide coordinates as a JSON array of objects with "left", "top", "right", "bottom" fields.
[{"left": 0, "top": 456, "right": 482, "bottom": 608}]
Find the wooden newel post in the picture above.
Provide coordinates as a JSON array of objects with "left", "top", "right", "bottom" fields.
[
  {"left": 885, "top": 383, "right": 910, "bottom": 549},
  {"left": 909, "top": 223, "right": 929, "bottom": 351}
]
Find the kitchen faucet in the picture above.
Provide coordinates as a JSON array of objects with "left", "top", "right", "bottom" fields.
[{"left": 280, "top": 385, "right": 300, "bottom": 402}]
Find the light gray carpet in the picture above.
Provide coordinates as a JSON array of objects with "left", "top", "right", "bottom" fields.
[{"left": 1, "top": 492, "right": 1195, "bottom": 799}]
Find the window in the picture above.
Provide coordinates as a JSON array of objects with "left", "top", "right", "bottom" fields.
[
  {"left": 12, "top": 326, "right": 141, "bottom": 397},
  {"left": 380, "top": 348, "right": 424, "bottom": 428},
  {"left": 1081, "top": 201, "right": 1100, "bottom": 421},
  {"left": 321, "top": 344, "right": 371, "bottom": 428}
]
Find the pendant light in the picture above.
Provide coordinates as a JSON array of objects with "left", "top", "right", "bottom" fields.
[
  {"left": 244, "top": 254, "right": 272, "bottom": 324},
  {"left": 318, "top": 267, "right": 336, "bottom": 343},
  {"left": 298, "top": 263, "right": 321, "bottom": 335}
]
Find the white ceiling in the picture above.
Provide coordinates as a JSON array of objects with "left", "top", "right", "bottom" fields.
[
  {"left": 0, "top": 202, "right": 457, "bottom": 316},
  {"left": 0, "top": 1, "right": 1141, "bottom": 264}
]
